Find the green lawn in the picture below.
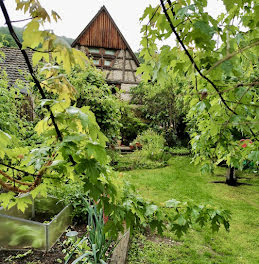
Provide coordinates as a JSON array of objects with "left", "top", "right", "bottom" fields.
[{"left": 124, "top": 156, "right": 259, "bottom": 264}]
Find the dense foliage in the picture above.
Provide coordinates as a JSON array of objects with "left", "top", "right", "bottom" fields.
[
  {"left": 68, "top": 66, "right": 122, "bottom": 143},
  {"left": 138, "top": 0, "right": 258, "bottom": 179},
  {"left": 119, "top": 104, "right": 147, "bottom": 145},
  {"left": 131, "top": 78, "right": 189, "bottom": 147},
  {"left": 0, "top": 62, "right": 38, "bottom": 146},
  {"left": 0, "top": 26, "right": 23, "bottom": 47},
  {"left": 0, "top": 0, "right": 230, "bottom": 246}
]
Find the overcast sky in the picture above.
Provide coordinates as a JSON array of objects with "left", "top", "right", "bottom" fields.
[{"left": 0, "top": 0, "right": 225, "bottom": 52}]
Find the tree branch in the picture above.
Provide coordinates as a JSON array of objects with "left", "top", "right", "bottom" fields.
[
  {"left": 0, "top": 0, "right": 62, "bottom": 142},
  {"left": 160, "top": 0, "right": 237, "bottom": 115},
  {"left": 0, "top": 162, "right": 37, "bottom": 177},
  {"left": 207, "top": 40, "right": 259, "bottom": 74},
  {"left": 7, "top": 17, "right": 38, "bottom": 23},
  {"left": 0, "top": 170, "right": 33, "bottom": 186}
]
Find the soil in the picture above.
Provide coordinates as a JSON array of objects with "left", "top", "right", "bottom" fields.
[
  {"left": 30, "top": 212, "right": 55, "bottom": 223},
  {"left": 0, "top": 224, "right": 87, "bottom": 264}
]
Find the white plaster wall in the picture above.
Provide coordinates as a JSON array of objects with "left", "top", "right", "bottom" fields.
[
  {"left": 131, "top": 60, "right": 137, "bottom": 70},
  {"left": 118, "top": 50, "right": 124, "bottom": 58},
  {"left": 125, "top": 60, "right": 131, "bottom": 70},
  {"left": 121, "top": 83, "right": 136, "bottom": 93},
  {"left": 120, "top": 92, "right": 132, "bottom": 101},
  {"left": 125, "top": 50, "right": 131, "bottom": 59},
  {"left": 125, "top": 72, "right": 135, "bottom": 82},
  {"left": 136, "top": 74, "right": 142, "bottom": 82},
  {"left": 113, "top": 70, "right": 122, "bottom": 81},
  {"left": 113, "top": 58, "right": 124, "bottom": 68}
]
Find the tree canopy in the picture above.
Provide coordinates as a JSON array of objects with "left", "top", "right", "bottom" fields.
[{"left": 138, "top": 0, "right": 258, "bottom": 175}]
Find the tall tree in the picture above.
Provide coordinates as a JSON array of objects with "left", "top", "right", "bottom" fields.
[{"left": 138, "top": 0, "right": 259, "bottom": 185}]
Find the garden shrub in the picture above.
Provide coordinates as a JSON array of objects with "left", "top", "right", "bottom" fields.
[
  {"left": 0, "top": 69, "right": 40, "bottom": 146},
  {"left": 131, "top": 80, "right": 189, "bottom": 147},
  {"left": 114, "top": 130, "right": 171, "bottom": 171},
  {"left": 119, "top": 104, "right": 147, "bottom": 145},
  {"left": 134, "top": 129, "right": 166, "bottom": 161},
  {"left": 68, "top": 66, "right": 122, "bottom": 143},
  {"left": 51, "top": 182, "right": 89, "bottom": 224}
]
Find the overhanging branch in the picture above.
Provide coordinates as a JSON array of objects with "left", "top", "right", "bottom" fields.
[
  {"left": 160, "top": 0, "right": 237, "bottom": 115},
  {"left": 0, "top": 0, "right": 63, "bottom": 142}
]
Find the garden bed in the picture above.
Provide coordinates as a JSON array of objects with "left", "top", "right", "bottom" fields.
[
  {"left": 0, "top": 224, "right": 130, "bottom": 264},
  {"left": 0, "top": 196, "right": 72, "bottom": 251},
  {"left": 0, "top": 224, "right": 86, "bottom": 264}
]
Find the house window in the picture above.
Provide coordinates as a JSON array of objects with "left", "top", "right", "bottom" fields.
[
  {"left": 93, "top": 59, "right": 100, "bottom": 66},
  {"left": 88, "top": 48, "right": 100, "bottom": 54},
  {"left": 104, "top": 60, "right": 112, "bottom": 66},
  {"left": 104, "top": 49, "right": 116, "bottom": 56}
]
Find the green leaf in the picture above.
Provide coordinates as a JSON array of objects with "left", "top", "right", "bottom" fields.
[
  {"left": 0, "top": 192, "right": 15, "bottom": 208},
  {"left": 145, "top": 204, "right": 158, "bottom": 216},
  {"left": 196, "top": 101, "right": 206, "bottom": 112},
  {"left": 248, "top": 151, "right": 259, "bottom": 163},
  {"left": 0, "top": 129, "right": 12, "bottom": 147},
  {"left": 86, "top": 142, "right": 107, "bottom": 164},
  {"left": 223, "top": 0, "right": 235, "bottom": 11},
  {"left": 165, "top": 199, "right": 181, "bottom": 208},
  {"left": 176, "top": 215, "right": 187, "bottom": 226},
  {"left": 66, "top": 106, "right": 89, "bottom": 129},
  {"left": 16, "top": 196, "right": 32, "bottom": 213}
]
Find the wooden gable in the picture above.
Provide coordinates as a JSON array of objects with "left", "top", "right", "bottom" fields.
[{"left": 72, "top": 6, "right": 139, "bottom": 66}]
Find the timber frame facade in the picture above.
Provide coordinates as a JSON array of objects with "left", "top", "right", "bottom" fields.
[{"left": 72, "top": 6, "right": 141, "bottom": 100}]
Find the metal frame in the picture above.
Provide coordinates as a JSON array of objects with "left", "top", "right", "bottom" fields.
[{"left": 0, "top": 196, "right": 72, "bottom": 251}]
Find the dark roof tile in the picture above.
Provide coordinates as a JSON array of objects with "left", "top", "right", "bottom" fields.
[{"left": 0, "top": 47, "right": 33, "bottom": 86}]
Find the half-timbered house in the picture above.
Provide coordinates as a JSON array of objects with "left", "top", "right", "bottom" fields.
[{"left": 72, "top": 6, "right": 141, "bottom": 100}]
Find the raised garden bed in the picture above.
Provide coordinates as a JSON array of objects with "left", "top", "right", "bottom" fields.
[{"left": 0, "top": 195, "right": 72, "bottom": 251}]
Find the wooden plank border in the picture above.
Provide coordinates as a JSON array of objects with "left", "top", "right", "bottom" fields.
[{"left": 110, "top": 228, "right": 130, "bottom": 264}]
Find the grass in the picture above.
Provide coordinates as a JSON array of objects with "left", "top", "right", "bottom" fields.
[{"left": 123, "top": 156, "right": 259, "bottom": 264}]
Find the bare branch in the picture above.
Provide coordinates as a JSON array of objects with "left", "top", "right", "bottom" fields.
[{"left": 7, "top": 17, "right": 38, "bottom": 23}]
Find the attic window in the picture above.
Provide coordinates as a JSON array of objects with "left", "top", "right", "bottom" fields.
[
  {"left": 104, "top": 60, "right": 112, "bottom": 66},
  {"left": 93, "top": 59, "right": 100, "bottom": 66},
  {"left": 104, "top": 49, "right": 116, "bottom": 56},
  {"left": 88, "top": 48, "right": 100, "bottom": 54}
]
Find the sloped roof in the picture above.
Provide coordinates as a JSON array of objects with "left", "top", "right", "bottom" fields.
[
  {"left": 72, "top": 6, "right": 139, "bottom": 66},
  {"left": 0, "top": 46, "right": 32, "bottom": 88}
]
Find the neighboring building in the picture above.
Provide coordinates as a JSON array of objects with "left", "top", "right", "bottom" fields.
[
  {"left": 0, "top": 46, "right": 32, "bottom": 88},
  {"left": 0, "top": 46, "right": 34, "bottom": 120},
  {"left": 72, "top": 6, "right": 141, "bottom": 101}
]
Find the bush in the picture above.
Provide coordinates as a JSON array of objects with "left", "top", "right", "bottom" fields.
[
  {"left": 68, "top": 66, "right": 122, "bottom": 143},
  {"left": 120, "top": 104, "right": 147, "bottom": 145},
  {"left": 114, "top": 130, "right": 171, "bottom": 171},
  {"left": 0, "top": 69, "right": 40, "bottom": 146},
  {"left": 131, "top": 80, "right": 189, "bottom": 147},
  {"left": 51, "top": 182, "right": 89, "bottom": 224},
  {"left": 134, "top": 129, "right": 166, "bottom": 161}
]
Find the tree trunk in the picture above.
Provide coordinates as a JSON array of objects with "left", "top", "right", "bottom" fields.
[{"left": 226, "top": 167, "right": 237, "bottom": 186}]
